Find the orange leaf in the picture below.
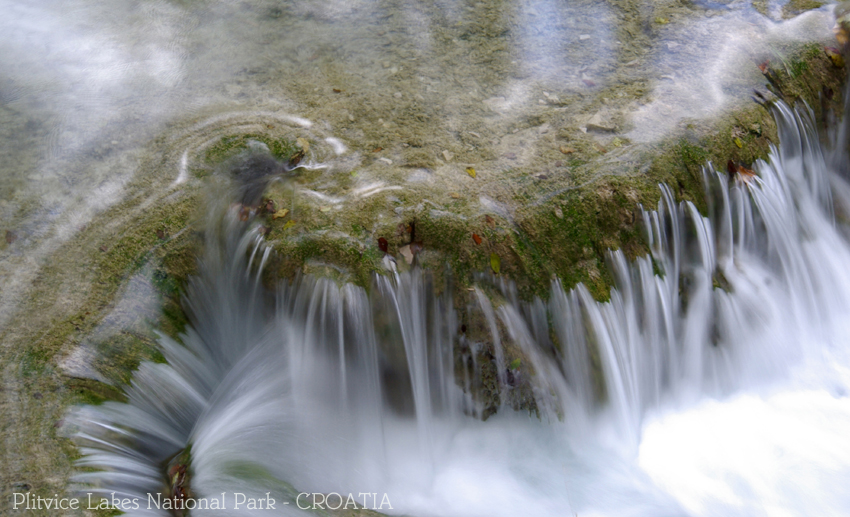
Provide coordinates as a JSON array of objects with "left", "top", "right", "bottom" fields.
[{"left": 472, "top": 233, "right": 482, "bottom": 245}]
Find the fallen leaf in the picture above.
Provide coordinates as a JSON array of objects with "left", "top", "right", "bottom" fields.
[
  {"left": 737, "top": 164, "right": 757, "bottom": 181},
  {"left": 264, "top": 199, "right": 276, "bottom": 213},
  {"left": 825, "top": 47, "right": 845, "bottom": 68},
  {"left": 373, "top": 147, "right": 383, "bottom": 153},
  {"left": 296, "top": 137, "right": 310, "bottom": 151},
  {"left": 466, "top": 167, "right": 477, "bottom": 178},
  {"left": 485, "top": 215, "right": 495, "bottom": 228},
  {"left": 559, "top": 146, "right": 576, "bottom": 154},
  {"left": 288, "top": 149, "right": 305, "bottom": 168},
  {"left": 654, "top": 16, "right": 669, "bottom": 24},
  {"left": 99, "top": 245, "right": 108, "bottom": 252},
  {"left": 332, "top": 88, "right": 342, "bottom": 93},
  {"left": 727, "top": 159, "right": 737, "bottom": 178},
  {"left": 156, "top": 229, "right": 167, "bottom": 239},
  {"left": 450, "top": 192, "right": 462, "bottom": 199},
  {"left": 490, "top": 252, "right": 501, "bottom": 274},
  {"left": 378, "top": 237, "right": 389, "bottom": 253},
  {"left": 509, "top": 358, "right": 521, "bottom": 370},
  {"left": 272, "top": 208, "right": 289, "bottom": 220},
  {"left": 282, "top": 220, "right": 296, "bottom": 230},
  {"left": 399, "top": 244, "right": 414, "bottom": 265},
  {"left": 757, "top": 60, "right": 769, "bottom": 74},
  {"left": 319, "top": 206, "right": 331, "bottom": 213},
  {"left": 472, "top": 233, "right": 482, "bottom": 245},
  {"left": 733, "top": 137, "right": 743, "bottom": 148}
]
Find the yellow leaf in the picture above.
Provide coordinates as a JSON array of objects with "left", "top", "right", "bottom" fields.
[
  {"left": 282, "top": 220, "right": 296, "bottom": 230},
  {"left": 450, "top": 192, "right": 462, "bottom": 199},
  {"left": 734, "top": 137, "right": 743, "bottom": 148},
  {"left": 272, "top": 208, "right": 289, "bottom": 220},
  {"left": 319, "top": 206, "right": 331, "bottom": 213},
  {"left": 490, "top": 252, "right": 501, "bottom": 274},
  {"left": 466, "top": 167, "right": 476, "bottom": 179},
  {"left": 655, "top": 17, "right": 669, "bottom": 24}
]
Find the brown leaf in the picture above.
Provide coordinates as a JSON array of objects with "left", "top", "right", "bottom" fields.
[
  {"left": 156, "top": 229, "right": 167, "bottom": 239},
  {"left": 373, "top": 147, "right": 383, "bottom": 153},
  {"left": 332, "top": 88, "right": 342, "bottom": 93},
  {"left": 288, "top": 149, "right": 305, "bottom": 168},
  {"left": 472, "top": 233, "right": 482, "bottom": 245},
  {"left": 378, "top": 237, "right": 389, "bottom": 253},
  {"left": 559, "top": 146, "right": 576, "bottom": 154},
  {"left": 485, "top": 215, "right": 495, "bottom": 228},
  {"left": 727, "top": 159, "right": 737, "bottom": 178},
  {"left": 737, "top": 164, "right": 756, "bottom": 181},
  {"left": 757, "top": 60, "right": 769, "bottom": 74}
]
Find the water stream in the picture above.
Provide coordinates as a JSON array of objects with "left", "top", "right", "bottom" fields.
[{"left": 68, "top": 94, "right": 850, "bottom": 516}]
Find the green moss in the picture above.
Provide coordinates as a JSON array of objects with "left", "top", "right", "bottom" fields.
[
  {"left": 204, "top": 134, "right": 299, "bottom": 165},
  {"left": 782, "top": 0, "right": 825, "bottom": 18}
]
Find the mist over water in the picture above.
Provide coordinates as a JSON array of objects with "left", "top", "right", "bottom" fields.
[{"left": 67, "top": 89, "right": 850, "bottom": 516}]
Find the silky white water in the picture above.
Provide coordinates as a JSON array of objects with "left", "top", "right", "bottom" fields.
[{"left": 68, "top": 93, "right": 850, "bottom": 517}]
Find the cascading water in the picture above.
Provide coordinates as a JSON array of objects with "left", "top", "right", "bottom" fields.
[{"left": 68, "top": 90, "right": 850, "bottom": 516}]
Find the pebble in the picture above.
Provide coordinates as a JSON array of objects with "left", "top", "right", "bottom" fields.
[
  {"left": 555, "top": 207, "right": 564, "bottom": 219},
  {"left": 378, "top": 157, "right": 393, "bottom": 165},
  {"left": 579, "top": 34, "right": 591, "bottom": 40},
  {"left": 442, "top": 150, "right": 454, "bottom": 162},
  {"left": 394, "top": 92, "right": 402, "bottom": 98}
]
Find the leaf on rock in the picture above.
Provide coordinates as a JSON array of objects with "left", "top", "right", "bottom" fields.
[
  {"left": 472, "top": 233, "right": 482, "bottom": 245},
  {"left": 378, "top": 237, "right": 389, "bottom": 253},
  {"left": 509, "top": 358, "right": 521, "bottom": 370},
  {"left": 825, "top": 47, "right": 845, "bottom": 68},
  {"left": 466, "top": 167, "right": 477, "bottom": 178},
  {"left": 490, "top": 252, "right": 501, "bottom": 274},
  {"left": 282, "top": 220, "right": 296, "bottom": 230},
  {"left": 272, "top": 208, "right": 289, "bottom": 220}
]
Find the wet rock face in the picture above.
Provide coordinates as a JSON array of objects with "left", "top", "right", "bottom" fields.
[{"left": 229, "top": 153, "right": 288, "bottom": 206}]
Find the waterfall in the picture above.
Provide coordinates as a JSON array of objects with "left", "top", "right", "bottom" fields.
[{"left": 67, "top": 94, "right": 850, "bottom": 516}]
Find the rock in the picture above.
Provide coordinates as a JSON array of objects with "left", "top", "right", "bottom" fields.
[
  {"left": 586, "top": 112, "right": 618, "bottom": 133},
  {"left": 442, "top": 150, "right": 454, "bottom": 162},
  {"left": 399, "top": 244, "right": 414, "bottom": 264}
]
